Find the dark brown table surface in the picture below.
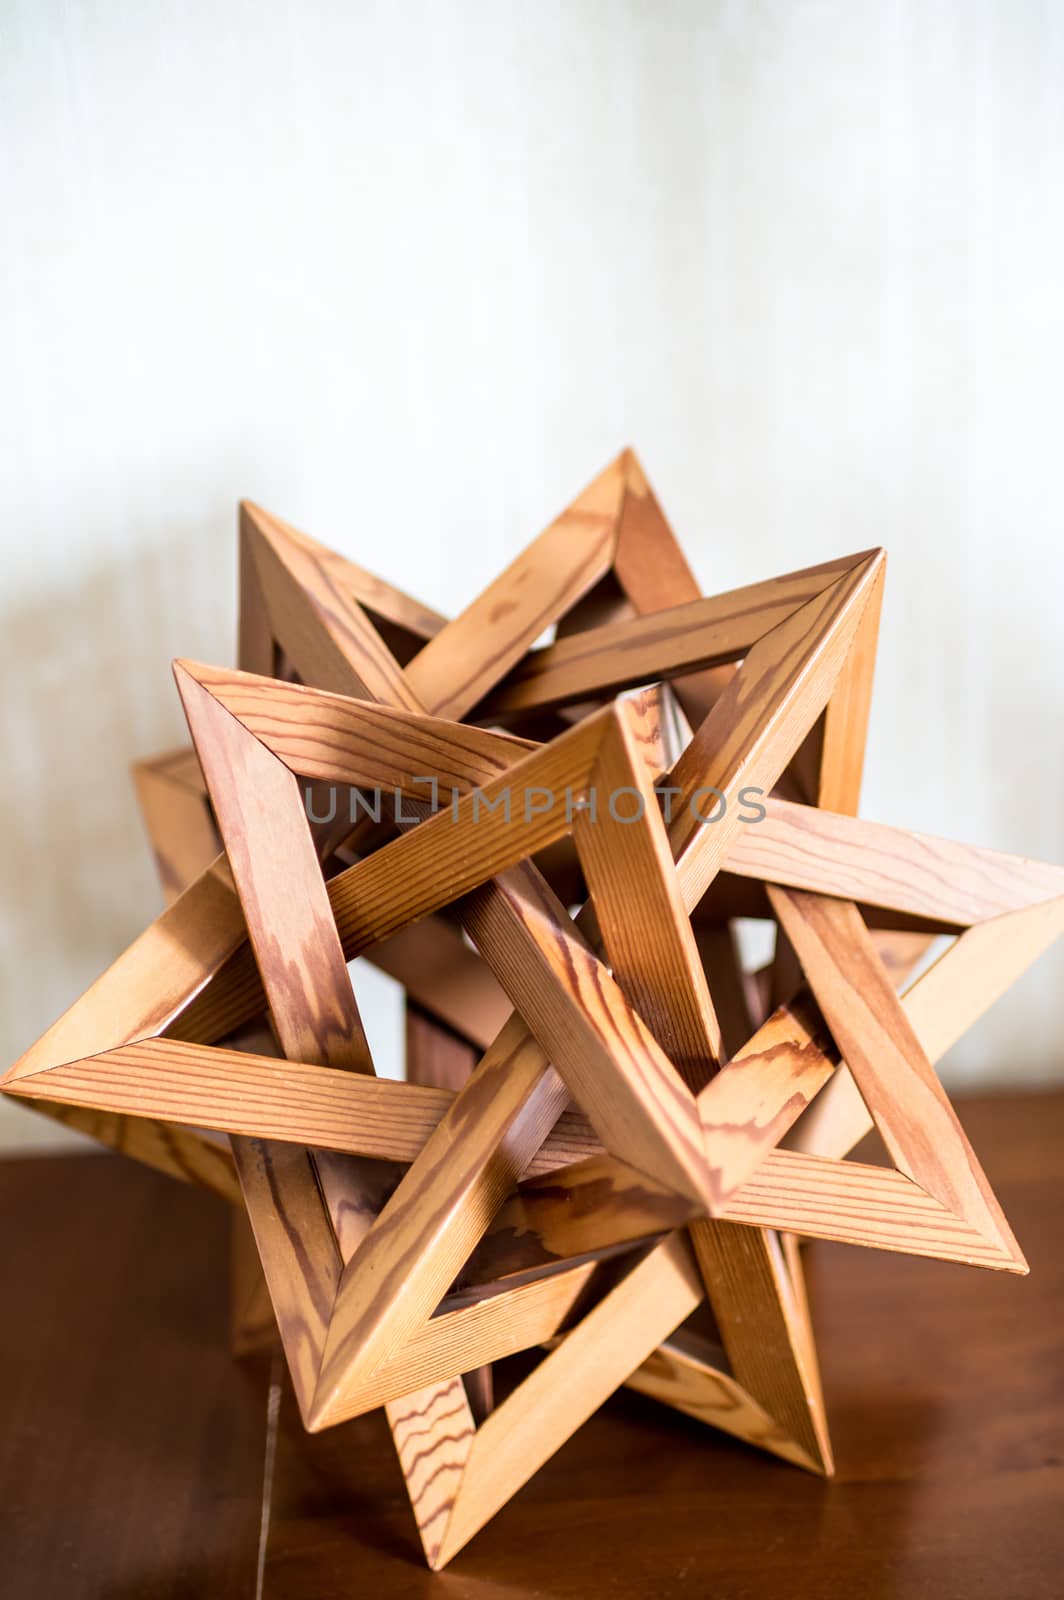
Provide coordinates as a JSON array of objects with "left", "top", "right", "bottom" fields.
[{"left": 1, "top": 1090, "right": 1061, "bottom": 1599}]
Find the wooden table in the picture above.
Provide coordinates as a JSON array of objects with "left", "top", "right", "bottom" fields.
[{"left": 1, "top": 1090, "right": 1061, "bottom": 1598}]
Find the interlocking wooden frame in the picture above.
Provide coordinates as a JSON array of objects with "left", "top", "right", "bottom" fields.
[{"left": 6, "top": 451, "right": 1061, "bottom": 1568}]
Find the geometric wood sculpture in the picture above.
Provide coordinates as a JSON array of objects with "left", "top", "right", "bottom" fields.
[{"left": 6, "top": 449, "right": 1063, "bottom": 1568}]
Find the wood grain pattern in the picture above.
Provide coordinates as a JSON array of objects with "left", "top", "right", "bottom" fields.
[
  {"left": 626, "top": 1332, "right": 821, "bottom": 1470},
  {"left": 728, "top": 796, "right": 1064, "bottom": 926},
  {"left": 228, "top": 1203, "right": 277, "bottom": 1357},
  {"left": 10, "top": 825, "right": 1056, "bottom": 1286},
  {"left": 209, "top": 471, "right": 727, "bottom": 1548},
  {"left": 611, "top": 447, "right": 736, "bottom": 728},
  {"left": 8, "top": 1095, "right": 1060, "bottom": 1596},
  {"left": 6, "top": 449, "right": 1056, "bottom": 1572},
  {"left": 180, "top": 658, "right": 535, "bottom": 794},
  {"left": 769, "top": 884, "right": 1026, "bottom": 1270},
  {"left": 669, "top": 552, "right": 885, "bottom": 908},
  {"left": 403, "top": 1003, "right": 494, "bottom": 1420},
  {"left": 2, "top": 1036, "right": 600, "bottom": 1177},
  {"left": 175, "top": 666, "right": 373, "bottom": 1076},
  {"left": 131, "top": 747, "right": 219, "bottom": 906},
  {"left": 404, "top": 454, "right": 624, "bottom": 720},
  {"left": 686, "top": 1221, "right": 832, "bottom": 1472},
  {"left": 480, "top": 553, "right": 870, "bottom": 720},
  {"left": 178, "top": 663, "right": 553, "bottom": 1459},
  {"left": 563, "top": 566, "right": 840, "bottom": 1483},
  {"left": 385, "top": 1379, "right": 476, "bottom": 1567},
  {"left": 242, "top": 499, "right": 429, "bottom": 711},
  {"left": 812, "top": 551, "right": 885, "bottom": 814},
  {"left": 526, "top": 478, "right": 884, "bottom": 1479},
  {"left": 304, "top": 1258, "right": 606, "bottom": 1425},
  {"left": 234, "top": 515, "right": 551, "bottom": 1482},
  {"left": 243, "top": 501, "right": 447, "bottom": 647},
  {"left": 572, "top": 709, "right": 722, "bottom": 1092},
  {"left": 312, "top": 1017, "right": 568, "bottom": 1429},
  {"left": 432, "top": 1235, "right": 703, "bottom": 1568}
]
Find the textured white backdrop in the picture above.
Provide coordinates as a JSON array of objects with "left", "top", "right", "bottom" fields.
[{"left": 2, "top": 0, "right": 1062, "bottom": 1150}]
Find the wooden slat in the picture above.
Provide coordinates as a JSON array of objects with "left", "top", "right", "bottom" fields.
[
  {"left": 432, "top": 1235, "right": 703, "bottom": 1567},
  {"left": 306, "top": 1259, "right": 603, "bottom": 1426},
  {"left": 242, "top": 500, "right": 447, "bottom": 643},
  {"left": 686, "top": 1221, "right": 832, "bottom": 1472},
  {"left": 312, "top": 1018, "right": 568, "bottom": 1429},
  {"left": 232, "top": 1137, "right": 342, "bottom": 1419},
  {"left": 696, "top": 993, "right": 838, "bottom": 1204},
  {"left": 5, "top": 1009, "right": 1034, "bottom": 1280},
  {"left": 460, "top": 858, "right": 711, "bottom": 1208},
  {"left": 814, "top": 553, "right": 885, "bottom": 814},
  {"left": 131, "top": 756, "right": 218, "bottom": 907},
  {"left": 404, "top": 455, "right": 625, "bottom": 720},
  {"left": 611, "top": 449, "right": 735, "bottom": 727},
  {"left": 626, "top": 1332, "right": 822, "bottom": 1471},
  {"left": 480, "top": 553, "right": 872, "bottom": 719},
  {"left": 176, "top": 667, "right": 373, "bottom": 1075},
  {"left": 573, "top": 709, "right": 722, "bottom": 1093},
  {"left": 768, "top": 886, "right": 1025, "bottom": 1269},
  {"left": 5, "top": 854, "right": 247, "bottom": 1086},
  {"left": 243, "top": 500, "right": 428, "bottom": 711},
  {"left": 0, "top": 1037, "right": 596, "bottom": 1175},
  {"left": 385, "top": 1379, "right": 476, "bottom": 1567},
  {"left": 179, "top": 660, "right": 534, "bottom": 794},
  {"left": 177, "top": 662, "right": 383, "bottom": 1423},
  {"left": 729, "top": 797, "right": 1064, "bottom": 926},
  {"left": 786, "top": 897, "right": 1064, "bottom": 1161},
  {"left": 403, "top": 1003, "right": 493, "bottom": 1421},
  {"left": 670, "top": 554, "right": 884, "bottom": 911}
]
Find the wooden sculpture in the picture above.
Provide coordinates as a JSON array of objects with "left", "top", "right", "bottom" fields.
[{"left": 6, "top": 450, "right": 1063, "bottom": 1569}]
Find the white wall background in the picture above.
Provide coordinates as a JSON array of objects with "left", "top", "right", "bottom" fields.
[{"left": 2, "top": 0, "right": 1062, "bottom": 1151}]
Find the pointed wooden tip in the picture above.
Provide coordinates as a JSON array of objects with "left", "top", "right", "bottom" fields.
[
  {"left": 617, "top": 442, "right": 645, "bottom": 480},
  {"left": 171, "top": 661, "right": 241, "bottom": 746},
  {"left": 996, "top": 1234, "right": 1030, "bottom": 1276},
  {"left": 240, "top": 500, "right": 347, "bottom": 597},
  {"left": 429, "top": 1528, "right": 464, "bottom": 1571},
  {"left": 171, "top": 657, "right": 212, "bottom": 702},
  {"left": 1, "top": 1068, "right": 35, "bottom": 1095},
  {"left": 239, "top": 499, "right": 278, "bottom": 531},
  {"left": 569, "top": 451, "right": 632, "bottom": 522},
  {"left": 172, "top": 658, "right": 238, "bottom": 696},
  {"left": 845, "top": 545, "right": 886, "bottom": 566},
  {"left": 303, "top": 1402, "right": 329, "bottom": 1434},
  {"left": 787, "top": 1437, "right": 834, "bottom": 1476},
  {"left": 238, "top": 499, "right": 280, "bottom": 549},
  {"left": 3, "top": 1045, "right": 101, "bottom": 1093},
  {"left": 238, "top": 499, "right": 313, "bottom": 559}
]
